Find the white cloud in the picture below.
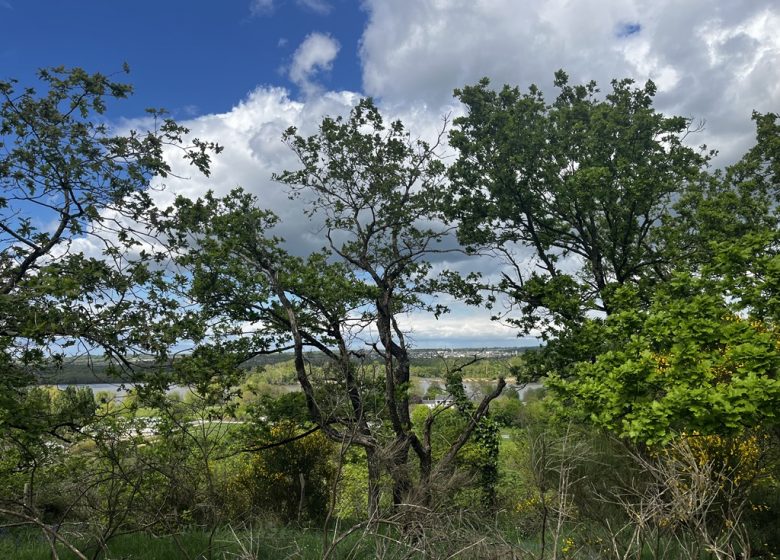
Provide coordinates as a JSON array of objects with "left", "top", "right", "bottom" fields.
[
  {"left": 250, "top": 0, "right": 332, "bottom": 16},
  {"left": 108, "top": 0, "right": 780, "bottom": 347},
  {"left": 289, "top": 32, "right": 341, "bottom": 96},
  {"left": 151, "top": 86, "right": 360, "bottom": 257},
  {"left": 359, "top": 0, "right": 780, "bottom": 164},
  {"left": 360, "top": 0, "right": 633, "bottom": 108},
  {"left": 249, "top": 0, "right": 274, "bottom": 16},
  {"left": 399, "top": 311, "right": 538, "bottom": 348},
  {"left": 297, "top": 0, "right": 332, "bottom": 15}
]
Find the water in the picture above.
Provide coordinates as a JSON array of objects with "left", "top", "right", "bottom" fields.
[
  {"left": 56, "top": 379, "right": 542, "bottom": 402},
  {"left": 415, "top": 378, "right": 543, "bottom": 401},
  {"left": 54, "top": 383, "right": 188, "bottom": 399}
]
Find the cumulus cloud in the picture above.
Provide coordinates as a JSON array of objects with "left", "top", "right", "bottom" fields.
[
  {"left": 359, "top": 0, "right": 780, "bottom": 164},
  {"left": 249, "top": 0, "right": 274, "bottom": 16},
  {"left": 289, "top": 32, "right": 341, "bottom": 96},
  {"left": 114, "top": 0, "right": 780, "bottom": 347},
  {"left": 360, "top": 0, "right": 635, "bottom": 108},
  {"left": 400, "top": 311, "right": 539, "bottom": 348},
  {"left": 144, "top": 86, "right": 358, "bottom": 259}
]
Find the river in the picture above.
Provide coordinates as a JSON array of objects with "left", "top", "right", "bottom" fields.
[
  {"left": 54, "top": 383, "right": 189, "bottom": 399},
  {"left": 58, "top": 378, "right": 542, "bottom": 402}
]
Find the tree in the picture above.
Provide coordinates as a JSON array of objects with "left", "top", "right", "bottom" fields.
[
  {"left": 163, "top": 99, "right": 505, "bottom": 513},
  {"left": 548, "top": 113, "right": 780, "bottom": 444},
  {"left": 276, "top": 99, "right": 506, "bottom": 506},
  {"left": 448, "top": 72, "right": 780, "bottom": 452},
  {"left": 550, "top": 272, "right": 780, "bottom": 444},
  {"left": 447, "top": 71, "right": 707, "bottom": 377},
  {"left": 0, "top": 66, "right": 219, "bottom": 511},
  {"left": 0, "top": 65, "right": 220, "bottom": 363}
]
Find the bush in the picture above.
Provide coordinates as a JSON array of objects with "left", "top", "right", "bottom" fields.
[
  {"left": 491, "top": 395, "right": 524, "bottom": 427},
  {"left": 234, "top": 422, "right": 337, "bottom": 523}
]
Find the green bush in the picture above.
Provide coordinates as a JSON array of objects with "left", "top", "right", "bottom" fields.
[{"left": 233, "top": 421, "right": 337, "bottom": 523}]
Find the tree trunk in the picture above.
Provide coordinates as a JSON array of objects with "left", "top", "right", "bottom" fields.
[{"left": 390, "top": 439, "right": 411, "bottom": 506}]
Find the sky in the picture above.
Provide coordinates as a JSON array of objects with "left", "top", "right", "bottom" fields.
[{"left": 2, "top": 0, "right": 779, "bottom": 348}]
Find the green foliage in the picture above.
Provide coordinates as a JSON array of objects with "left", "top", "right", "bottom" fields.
[
  {"left": 412, "top": 355, "right": 527, "bottom": 379},
  {"left": 275, "top": 97, "right": 449, "bottom": 307},
  {"left": 0, "top": 528, "right": 329, "bottom": 560},
  {"left": 235, "top": 421, "right": 337, "bottom": 523},
  {"left": 0, "top": 67, "right": 219, "bottom": 485},
  {"left": 546, "top": 114, "right": 780, "bottom": 446},
  {"left": 331, "top": 448, "right": 392, "bottom": 521},
  {"left": 449, "top": 72, "right": 780, "bottom": 458},
  {"left": 4, "top": 68, "right": 780, "bottom": 557},
  {"left": 490, "top": 394, "right": 524, "bottom": 427},
  {"left": 550, "top": 272, "right": 780, "bottom": 444},
  {"left": 160, "top": 97, "right": 507, "bottom": 513},
  {"left": 0, "top": 66, "right": 219, "bottom": 358},
  {"left": 446, "top": 72, "right": 723, "bottom": 394},
  {"left": 411, "top": 405, "right": 501, "bottom": 508},
  {"left": 449, "top": 72, "right": 706, "bottom": 340}
]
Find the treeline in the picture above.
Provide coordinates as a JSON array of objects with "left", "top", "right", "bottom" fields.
[
  {"left": 1, "top": 66, "right": 779, "bottom": 558},
  {"left": 42, "top": 350, "right": 531, "bottom": 384}
]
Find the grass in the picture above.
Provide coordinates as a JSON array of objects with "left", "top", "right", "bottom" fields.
[
  {"left": 0, "top": 523, "right": 532, "bottom": 560},
  {"left": 0, "top": 526, "right": 365, "bottom": 560},
  {"left": 4, "top": 521, "right": 758, "bottom": 559},
  {"left": 1, "top": 530, "right": 219, "bottom": 560}
]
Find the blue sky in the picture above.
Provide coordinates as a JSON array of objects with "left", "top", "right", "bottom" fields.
[
  {"left": 2, "top": 0, "right": 779, "bottom": 347},
  {"left": 1, "top": 0, "right": 365, "bottom": 118}
]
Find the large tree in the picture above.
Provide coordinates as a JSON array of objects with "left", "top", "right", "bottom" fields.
[
  {"left": 0, "top": 66, "right": 219, "bottom": 474},
  {"left": 449, "top": 70, "right": 780, "bottom": 442},
  {"left": 550, "top": 113, "right": 780, "bottom": 444},
  {"left": 163, "top": 99, "right": 505, "bottom": 512},
  {"left": 447, "top": 72, "right": 707, "bottom": 376}
]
